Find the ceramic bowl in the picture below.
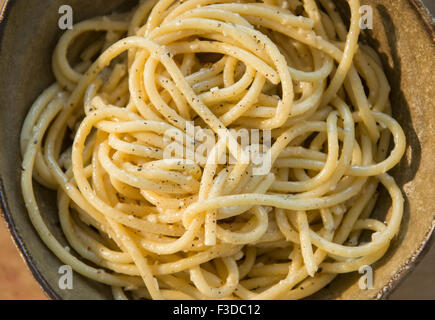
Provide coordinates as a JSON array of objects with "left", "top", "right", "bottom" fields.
[{"left": 0, "top": 0, "right": 434, "bottom": 300}]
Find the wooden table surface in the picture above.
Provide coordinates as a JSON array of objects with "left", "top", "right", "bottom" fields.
[{"left": 0, "top": 0, "right": 434, "bottom": 300}]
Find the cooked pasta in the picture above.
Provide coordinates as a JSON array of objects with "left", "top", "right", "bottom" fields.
[{"left": 20, "top": 0, "right": 406, "bottom": 300}]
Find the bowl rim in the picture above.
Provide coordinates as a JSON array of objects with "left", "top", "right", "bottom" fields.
[
  {"left": 0, "top": 0, "right": 434, "bottom": 301},
  {"left": 0, "top": 0, "right": 61, "bottom": 300}
]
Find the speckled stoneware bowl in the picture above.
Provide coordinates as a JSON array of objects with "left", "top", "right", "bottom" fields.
[{"left": 0, "top": 0, "right": 434, "bottom": 300}]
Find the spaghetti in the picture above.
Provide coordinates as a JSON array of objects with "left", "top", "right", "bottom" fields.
[{"left": 20, "top": 0, "right": 406, "bottom": 300}]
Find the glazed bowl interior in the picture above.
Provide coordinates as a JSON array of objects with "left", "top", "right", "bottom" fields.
[{"left": 0, "top": 0, "right": 434, "bottom": 300}]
